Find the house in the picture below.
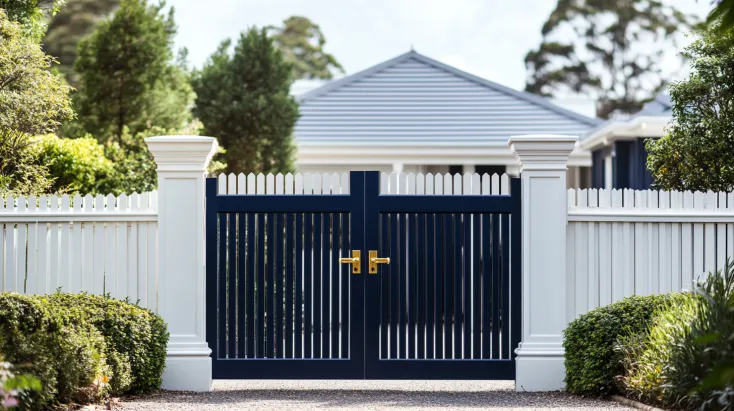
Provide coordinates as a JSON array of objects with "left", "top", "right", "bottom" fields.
[
  {"left": 581, "top": 93, "right": 672, "bottom": 190},
  {"left": 293, "top": 50, "right": 601, "bottom": 187}
]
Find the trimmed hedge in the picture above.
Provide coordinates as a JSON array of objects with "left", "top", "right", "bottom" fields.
[
  {"left": 0, "top": 292, "right": 168, "bottom": 410},
  {"left": 563, "top": 294, "right": 683, "bottom": 396}
]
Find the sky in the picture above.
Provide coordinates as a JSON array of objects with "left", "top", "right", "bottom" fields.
[{"left": 168, "top": 0, "right": 714, "bottom": 115}]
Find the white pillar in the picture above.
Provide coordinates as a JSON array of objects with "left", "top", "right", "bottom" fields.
[
  {"left": 145, "top": 136, "right": 218, "bottom": 392},
  {"left": 508, "top": 134, "right": 577, "bottom": 392},
  {"left": 463, "top": 164, "right": 475, "bottom": 174},
  {"left": 392, "top": 162, "right": 404, "bottom": 173}
]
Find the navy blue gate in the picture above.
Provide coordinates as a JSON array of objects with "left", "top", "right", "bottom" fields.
[{"left": 206, "top": 171, "right": 521, "bottom": 380}]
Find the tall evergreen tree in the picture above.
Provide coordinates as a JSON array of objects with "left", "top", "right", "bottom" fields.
[
  {"left": 192, "top": 28, "right": 299, "bottom": 174},
  {"left": 524, "top": 0, "right": 699, "bottom": 119},
  {"left": 267, "top": 16, "right": 344, "bottom": 80},
  {"left": 42, "top": 0, "right": 120, "bottom": 86},
  {"left": 72, "top": 0, "right": 194, "bottom": 142}
]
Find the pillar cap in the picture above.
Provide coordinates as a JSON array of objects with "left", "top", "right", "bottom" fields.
[
  {"left": 508, "top": 134, "right": 578, "bottom": 172},
  {"left": 145, "top": 136, "right": 218, "bottom": 172}
]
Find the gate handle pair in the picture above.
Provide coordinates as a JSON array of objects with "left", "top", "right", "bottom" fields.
[{"left": 339, "top": 250, "right": 390, "bottom": 274}]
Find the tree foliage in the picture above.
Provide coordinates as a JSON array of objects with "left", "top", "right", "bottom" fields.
[
  {"left": 525, "top": 0, "right": 699, "bottom": 119},
  {"left": 72, "top": 0, "right": 194, "bottom": 142},
  {"left": 35, "top": 134, "right": 114, "bottom": 194},
  {"left": 646, "top": 27, "right": 734, "bottom": 192},
  {"left": 0, "top": 10, "right": 73, "bottom": 195},
  {"left": 192, "top": 28, "right": 299, "bottom": 175},
  {"left": 42, "top": 0, "right": 120, "bottom": 86},
  {"left": 267, "top": 16, "right": 344, "bottom": 80},
  {"left": 0, "top": 0, "right": 65, "bottom": 41}
]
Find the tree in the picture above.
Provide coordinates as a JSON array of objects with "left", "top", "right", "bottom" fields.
[
  {"left": 72, "top": 0, "right": 194, "bottom": 143},
  {"left": 646, "top": 27, "right": 734, "bottom": 192},
  {"left": 267, "top": 16, "right": 344, "bottom": 80},
  {"left": 524, "top": 0, "right": 699, "bottom": 119},
  {"left": 42, "top": 0, "right": 120, "bottom": 86},
  {"left": 192, "top": 28, "right": 299, "bottom": 174},
  {"left": 0, "top": 10, "right": 73, "bottom": 195},
  {"left": 0, "top": 0, "right": 65, "bottom": 41}
]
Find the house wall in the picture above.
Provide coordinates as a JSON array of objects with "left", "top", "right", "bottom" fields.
[{"left": 591, "top": 138, "right": 654, "bottom": 190}]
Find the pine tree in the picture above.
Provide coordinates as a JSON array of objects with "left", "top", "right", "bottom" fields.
[
  {"left": 192, "top": 28, "right": 299, "bottom": 174},
  {"left": 72, "top": 0, "right": 194, "bottom": 142},
  {"left": 267, "top": 16, "right": 344, "bottom": 80}
]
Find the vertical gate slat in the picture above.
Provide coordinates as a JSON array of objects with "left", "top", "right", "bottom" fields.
[
  {"left": 408, "top": 213, "right": 417, "bottom": 359},
  {"left": 235, "top": 213, "right": 245, "bottom": 357},
  {"left": 341, "top": 212, "right": 350, "bottom": 359},
  {"left": 453, "top": 213, "right": 462, "bottom": 360},
  {"left": 228, "top": 214, "right": 237, "bottom": 358},
  {"left": 304, "top": 213, "right": 313, "bottom": 358},
  {"left": 511, "top": 178, "right": 523, "bottom": 364},
  {"left": 491, "top": 214, "right": 501, "bottom": 359},
  {"left": 256, "top": 213, "right": 266, "bottom": 358},
  {"left": 417, "top": 213, "right": 426, "bottom": 359},
  {"left": 312, "top": 213, "right": 322, "bottom": 358},
  {"left": 330, "top": 213, "right": 340, "bottom": 358},
  {"left": 443, "top": 214, "right": 453, "bottom": 359},
  {"left": 425, "top": 214, "right": 436, "bottom": 359},
  {"left": 322, "top": 213, "right": 331, "bottom": 359},
  {"left": 501, "top": 213, "right": 510, "bottom": 359},
  {"left": 218, "top": 214, "right": 227, "bottom": 358},
  {"left": 246, "top": 213, "right": 255, "bottom": 358},
  {"left": 434, "top": 214, "right": 443, "bottom": 359},
  {"left": 285, "top": 213, "right": 294, "bottom": 359},
  {"left": 379, "top": 214, "right": 389, "bottom": 358},
  {"left": 398, "top": 213, "right": 407, "bottom": 359},
  {"left": 266, "top": 213, "right": 276, "bottom": 358},
  {"left": 462, "top": 213, "right": 472, "bottom": 359},
  {"left": 389, "top": 213, "right": 400, "bottom": 358},
  {"left": 472, "top": 213, "right": 481, "bottom": 359},
  {"left": 275, "top": 213, "right": 284, "bottom": 358},
  {"left": 481, "top": 214, "right": 491, "bottom": 359},
  {"left": 295, "top": 213, "right": 304, "bottom": 359}
]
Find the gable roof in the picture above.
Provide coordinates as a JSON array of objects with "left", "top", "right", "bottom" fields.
[{"left": 295, "top": 50, "right": 601, "bottom": 146}]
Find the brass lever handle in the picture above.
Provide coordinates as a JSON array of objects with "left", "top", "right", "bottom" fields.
[
  {"left": 370, "top": 257, "right": 390, "bottom": 265},
  {"left": 339, "top": 257, "right": 360, "bottom": 264},
  {"left": 339, "top": 250, "right": 361, "bottom": 274}
]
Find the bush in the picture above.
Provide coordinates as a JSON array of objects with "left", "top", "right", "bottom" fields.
[
  {"left": 35, "top": 133, "right": 114, "bottom": 195},
  {"left": 620, "top": 261, "right": 734, "bottom": 410},
  {"left": 563, "top": 294, "right": 682, "bottom": 396}
]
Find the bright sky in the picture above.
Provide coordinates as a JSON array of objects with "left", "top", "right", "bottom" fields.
[{"left": 168, "top": 0, "right": 713, "bottom": 115}]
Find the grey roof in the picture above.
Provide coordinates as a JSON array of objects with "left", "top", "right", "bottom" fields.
[
  {"left": 295, "top": 50, "right": 601, "bottom": 145},
  {"left": 638, "top": 93, "right": 672, "bottom": 116}
]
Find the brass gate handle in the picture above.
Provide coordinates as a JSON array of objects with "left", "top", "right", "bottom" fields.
[
  {"left": 339, "top": 250, "right": 361, "bottom": 274},
  {"left": 368, "top": 250, "right": 389, "bottom": 274}
]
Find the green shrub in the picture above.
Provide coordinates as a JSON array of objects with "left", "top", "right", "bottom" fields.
[
  {"left": 0, "top": 293, "right": 110, "bottom": 409},
  {"left": 563, "top": 294, "right": 682, "bottom": 396},
  {"left": 620, "top": 261, "right": 734, "bottom": 410},
  {"left": 35, "top": 133, "right": 114, "bottom": 195},
  {"left": 45, "top": 293, "right": 168, "bottom": 394}
]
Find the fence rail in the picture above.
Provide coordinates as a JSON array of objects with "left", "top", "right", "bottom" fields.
[
  {"left": 0, "top": 192, "right": 159, "bottom": 310},
  {"left": 566, "top": 187, "right": 734, "bottom": 321}
]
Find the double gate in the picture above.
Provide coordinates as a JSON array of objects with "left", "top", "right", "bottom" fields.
[{"left": 205, "top": 171, "right": 521, "bottom": 379}]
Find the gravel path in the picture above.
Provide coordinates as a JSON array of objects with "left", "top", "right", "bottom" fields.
[{"left": 120, "top": 380, "right": 634, "bottom": 410}]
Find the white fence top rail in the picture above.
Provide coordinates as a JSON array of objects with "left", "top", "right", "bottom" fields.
[{"left": 0, "top": 191, "right": 158, "bottom": 222}]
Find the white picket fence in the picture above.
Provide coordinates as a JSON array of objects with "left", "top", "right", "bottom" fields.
[
  {"left": 566, "top": 188, "right": 734, "bottom": 321},
  {"left": 0, "top": 192, "right": 159, "bottom": 310},
  {"left": 216, "top": 172, "right": 512, "bottom": 195}
]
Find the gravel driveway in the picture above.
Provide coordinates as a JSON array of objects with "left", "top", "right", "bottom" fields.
[{"left": 120, "top": 380, "right": 633, "bottom": 410}]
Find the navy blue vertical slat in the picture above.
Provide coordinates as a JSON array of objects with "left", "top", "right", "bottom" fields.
[
  {"left": 389, "top": 213, "right": 399, "bottom": 359},
  {"left": 285, "top": 213, "right": 294, "bottom": 359},
  {"left": 322, "top": 213, "right": 331, "bottom": 359},
  {"left": 408, "top": 213, "right": 416, "bottom": 359},
  {"left": 380, "top": 213, "right": 389, "bottom": 359},
  {"left": 266, "top": 213, "right": 275, "bottom": 358},
  {"left": 511, "top": 178, "right": 522, "bottom": 362},
  {"left": 472, "top": 213, "right": 481, "bottom": 359},
  {"left": 246, "top": 213, "right": 255, "bottom": 359},
  {"left": 481, "top": 214, "right": 491, "bottom": 359},
  {"left": 417, "top": 213, "right": 425, "bottom": 359},
  {"left": 218, "top": 213, "right": 227, "bottom": 358},
  {"left": 462, "top": 213, "right": 471, "bottom": 360},
  {"left": 426, "top": 214, "right": 435, "bottom": 359},
  {"left": 398, "top": 213, "right": 407, "bottom": 359},
  {"left": 236, "top": 214, "right": 246, "bottom": 358},
  {"left": 256, "top": 213, "right": 266, "bottom": 358},
  {"left": 501, "top": 213, "right": 511, "bottom": 359},
  {"left": 434, "top": 214, "right": 443, "bottom": 359},
  {"left": 312, "top": 213, "right": 322, "bottom": 358},
  {"left": 443, "top": 214, "right": 452, "bottom": 359},
  {"left": 275, "top": 214, "right": 284, "bottom": 357},
  {"left": 294, "top": 213, "right": 303, "bottom": 359},
  {"left": 304, "top": 213, "right": 313, "bottom": 358},
  {"left": 491, "top": 214, "right": 501, "bottom": 359},
  {"left": 330, "top": 213, "right": 340, "bottom": 358},
  {"left": 453, "top": 213, "right": 462, "bottom": 360},
  {"left": 228, "top": 214, "right": 237, "bottom": 358},
  {"left": 204, "top": 179, "right": 217, "bottom": 363},
  {"left": 340, "top": 212, "right": 350, "bottom": 359}
]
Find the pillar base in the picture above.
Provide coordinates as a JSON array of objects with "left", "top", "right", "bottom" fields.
[
  {"left": 162, "top": 355, "right": 212, "bottom": 392},
  {"left": 515, "top": 349, "right": 565, "bottom": 392}
]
